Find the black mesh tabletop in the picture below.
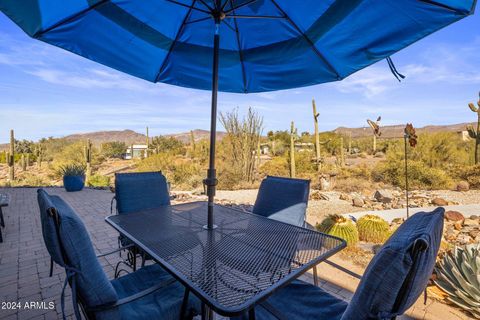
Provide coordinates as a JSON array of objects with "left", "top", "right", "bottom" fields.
[{"left": 106, "top": 201, "right": 346, "bottom": 316}]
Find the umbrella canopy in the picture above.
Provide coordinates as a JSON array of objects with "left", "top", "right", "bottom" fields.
[
  {"left": 0, "top": 0, "right": 476, "bottom": 228},
  {"left": 0, "top": 0, "right": 475, "bottom": 93}
]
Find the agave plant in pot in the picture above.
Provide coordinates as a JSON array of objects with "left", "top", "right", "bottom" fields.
[{"left": 59, "top": 163, "right": 86, "bottom": 192}]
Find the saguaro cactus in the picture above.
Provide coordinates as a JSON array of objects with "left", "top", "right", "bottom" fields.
[
  {"left": 190, "top": 130, "right": 196, "bottom": 157},
  {"left": 340, "top": 137, "right": 345, "bottom": 167},
  {"left": 312, "top": 99, "right": 321, "bottom": 171},
  {"left": 8, "top": 130, "right": 15, "bottom": 181},
  {"left": 467, "top": 92, "right": 480, "bottom": 164},
  {"left": 21, "top": 154, "right": 26, "bottom": 171},
  {"left": 290, "top": 121, "right": 297, "bottom": 178},
  {"left": 35, "top": 145, "right": 44, "bottom": 169},
  {"left": 367, "top": 116, "right": 382, "bottom": 153},
  {"left": 84, "top": 139, "right": 92, "bottom": 183},
  {"left": 145, "top": 126, "right": 150, "bottom": 157}
]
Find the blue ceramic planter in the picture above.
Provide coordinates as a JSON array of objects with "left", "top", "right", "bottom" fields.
[{"left": 63, "top": 175, "right": 85, "bottom": 192}]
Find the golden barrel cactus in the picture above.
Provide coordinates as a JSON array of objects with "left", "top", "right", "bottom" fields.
[
  {"left": 317, "top": 214, "right": 359, "bottom": 246},
  {"left": 357, "top": 214, "right": 390, "bottom": 243}
]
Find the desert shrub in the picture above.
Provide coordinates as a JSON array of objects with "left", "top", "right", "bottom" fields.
[
  {"left": 453, "top": 164, "right": 480, "bottom": 188},
  {"left": 373, "top": 160, "right": 454, "bottom": 190},
  {"left": 384, "top": 132, "right": 471, "bottom": 169},
  {"left": 259, "top": 157, "right": 289, "bottom": 177},
  {"left": 334, "top": 177, "right": 375, "bottom": 193},
  {"left": 150, "top": 136, "right": 185, "bottom": 155},
  {"left": 101, "top": 141, "right": 126, "bottom": 159},
  {"left": 137, "top": 153, "right": 203, "bottom": 189},
  {"left": 88, "top": 175, "right": 110, "bottom": 187}
]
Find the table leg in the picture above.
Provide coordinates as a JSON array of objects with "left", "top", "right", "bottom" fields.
[
  {"left": 249, "top": 308, "right": 256, "bottom": 320},
  {"left": 313, "top": 265, "right": 319, "bottom": 286},
  {"left": 201, "top": 304, "right": 214, "bottom": 320},
  {"left": 180, "top": 288, "right": 190, "bottom": 319},
  {"left": 0, "top": 207, "right": 4, "bottom": 228}
]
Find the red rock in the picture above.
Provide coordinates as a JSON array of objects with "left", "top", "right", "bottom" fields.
[
  {"left": 456, "top": 181, "right": 470, "bottom": 192},
  {"left": 431, "top": 197, "right": 448, "bottom": 206},
  {"left": 445, "top": 210, "right": 465, "bottom": 222}
]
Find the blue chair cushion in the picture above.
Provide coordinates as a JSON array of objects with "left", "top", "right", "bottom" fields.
[
  {"left": 236, "top": 279, "right": 348, "bottom": 320},
  {"left": 253, "top": 176, "right": 310, "bottom": 227},
  {"left": 341, "top": 208, "right": 444, "bottom": 320},
  {"left": 52, "top": 194, "right": 119, "bottom": 308},
  {"left": 115, "top": 172, "right": 170, "bottom": 214},
  {"left": 101, "top": 264, "right": 200, "bottom": 320},
  {"left": 37, "top": 189, "right": 66, "bottom": 266}
]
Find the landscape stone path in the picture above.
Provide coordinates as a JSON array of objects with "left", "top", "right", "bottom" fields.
[{"left": 0, "top": 187, "right": 472, "bottom": 320}]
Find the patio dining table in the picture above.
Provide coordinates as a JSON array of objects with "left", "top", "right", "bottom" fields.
[{"left": 105, "top": 201, "right": 346, "bottom": 319}]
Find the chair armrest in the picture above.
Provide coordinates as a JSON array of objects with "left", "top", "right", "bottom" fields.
[
  {"left": 96, "top": 244, "right": 134, "bottom": 258},
  {"left": 86, "top": 277, "right": 176, "bottom": 312},
  {"left": 324, "top": 259, "right": 363, "bottom": 280}
]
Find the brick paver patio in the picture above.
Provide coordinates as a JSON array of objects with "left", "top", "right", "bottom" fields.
[{"left": 0, "top": 187, "right": 471, "bottom": 320}]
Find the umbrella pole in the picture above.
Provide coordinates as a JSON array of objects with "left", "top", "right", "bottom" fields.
[{"left": 204, "top": 19, "right": 220, "bottom": 230}]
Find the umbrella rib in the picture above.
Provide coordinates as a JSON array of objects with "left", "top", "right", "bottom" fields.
[
  {"left": 225, "top": 0, "right": 258, "bottom": 14},
  {"left": 155, "top": 1, "right": 198, "bottom": 82},
  {"left": 164, "top": 0, "right": 211, "bottom": 14},
  {"left": 230, "top": 0, "right": 248, "bottom": 92},
  {"left": 269, "top": 0, "right": 340, "bottom": 80},
  {"left": 225, "top": 15, "right": 285, "bottom": 19},
  {"left": 34, "top": 0, "right": 111, "bottom": 37},
  {"left": 185, "top": 16, "right": 212, "bottom": 24}
]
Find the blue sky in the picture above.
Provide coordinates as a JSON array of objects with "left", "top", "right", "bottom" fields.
[{"left": 0, "top": 8, "right": 479, "bottom": 143}]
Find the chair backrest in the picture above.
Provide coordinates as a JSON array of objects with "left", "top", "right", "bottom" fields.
[
  {"left": 115, "top": 171, "right": 170, "bottom": 214},
  {"left": 37, "top": 189, "right": 66, "bottom": 266},
  {"left": 252, "top": 176, "right": 310, "bottom": 227},
  {"left": 37, "top": 189, "right": 118, "bottom": 310},
  {"left": 341, "top": 208, "right": 444, "bottom": 320}
]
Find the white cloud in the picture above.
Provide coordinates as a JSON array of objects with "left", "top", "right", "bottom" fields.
[{"left": 331, "top": 41, "right": 480, "bottom": 98}]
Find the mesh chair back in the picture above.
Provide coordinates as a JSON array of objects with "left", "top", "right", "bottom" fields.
[
  {"left": 37, "top": 189, "right": 66, "bottom": 266},
  {"left": 252, "top": 176, "right": 310, "bottom": 227},
  {"left": 341, "top": 208, "right": 444, "bottom": 320},
  {"left": 115, "top": 171, "right": 170, "bottom": 214}
]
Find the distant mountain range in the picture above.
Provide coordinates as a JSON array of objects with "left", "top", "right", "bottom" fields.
[
  {"left": 333, "top": 122, "right": 475, "bottom": 138},
  {"left": 0, "top": 129, "right": 227, "bottom": 149},
  {"left": 0, "top": 123, "right": 474, "bottom": 149}
]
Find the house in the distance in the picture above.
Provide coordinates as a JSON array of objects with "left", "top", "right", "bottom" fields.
[
  {"left": 458, "top": 130, "right": 471, "bottom": 142},
  {"left": 124, "top": 144, "right": 148, "bottom": 159}
]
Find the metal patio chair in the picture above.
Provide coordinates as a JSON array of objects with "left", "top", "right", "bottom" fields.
[
  {"left": 252, "top": 176, "right": 310, "bottom": 228},
  {"left": 111, "top": 171, "right": 171, "bottom": 274},
  {"left": 0, "top": 192, "right": 9, "bottom": 243},
  {"left": 37, "top": 189, "right": 200, "bottom": 320},
  {"left": 214, "top": 176, "right": 310, "bottom": 287},
  {"left": 237, "top": 207, "right": 445, "bottom": 320}
]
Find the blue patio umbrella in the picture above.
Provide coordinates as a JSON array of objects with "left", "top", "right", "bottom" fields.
[{"left": 0, "top": 0, "right": 476, "bottom": 228}]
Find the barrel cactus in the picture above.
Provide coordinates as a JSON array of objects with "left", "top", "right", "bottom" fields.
[
  {"left": 357, "top": 214, "right": 390, "bottom": 243},
  {"left": 317, "top": 214, "right": 359, "bottom": 246},
  {"left": 434, "top": 244, "right": 480, "bottom": 319}
]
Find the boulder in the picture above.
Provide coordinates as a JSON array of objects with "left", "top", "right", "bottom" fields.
[
  {"left": 463, "top": 218, "right": 479, "bottom": 226},
  {"left": 373, "top": 190, "right": 394, "bottom": 203},
  {"left": 445, "top": 210, "right": 465, "bottom": 222},
  {"left": 431, "top": 197, "right": 448, "bottom": 206},
  {"left": 339, "top": 193, "right": 350, "bottom": 201},
  {"left": 352, "top": 197, "right": 364, "bottom": 207},
  {"left": 470, "top": 215, "right": 479, "bottom": 220},
  {"left": 456, "top": 181, "right": 470, "bottom": 192}
]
